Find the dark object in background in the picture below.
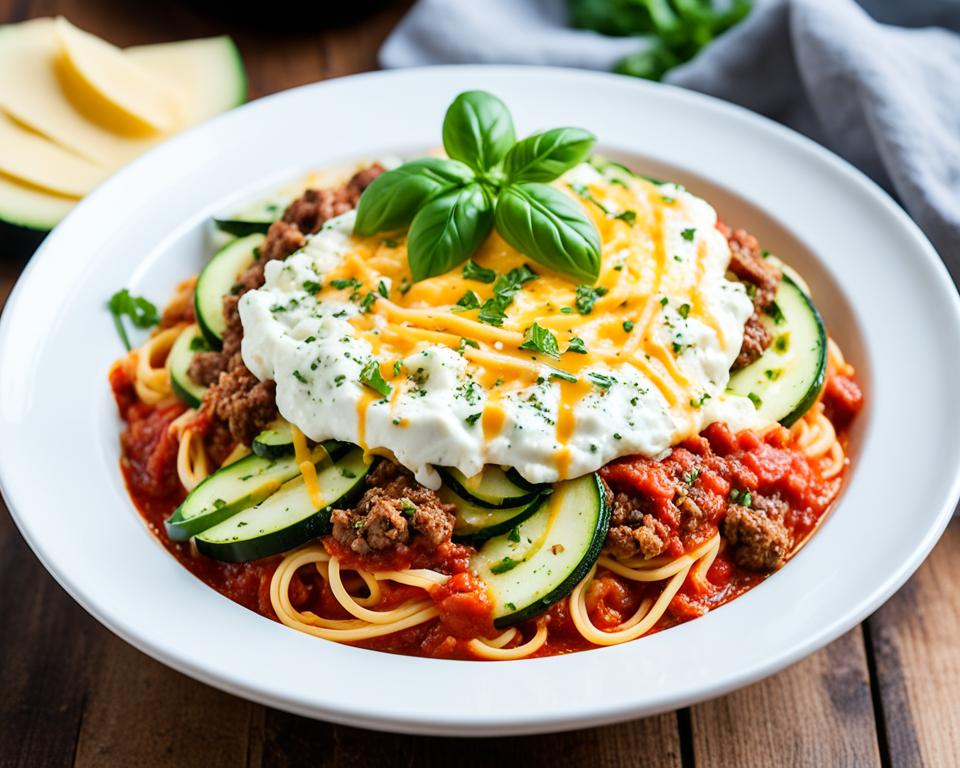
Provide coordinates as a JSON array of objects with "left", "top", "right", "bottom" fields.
[
  {"left": 182, "top": 0, "right": 396, "bottom": 29},
  {"left": 568, "top": 0, "right": 752, "bottom": 80},
  {"left": 0, "top": 223, "right": 45, "bottom": 261}
]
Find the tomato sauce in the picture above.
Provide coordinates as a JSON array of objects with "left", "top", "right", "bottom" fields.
[{"left": 112, "top": 361, "right": 861, "bottom": 660}]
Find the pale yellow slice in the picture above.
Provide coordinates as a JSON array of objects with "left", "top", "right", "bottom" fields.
[
  {"left": 0, "top": 172, "right": 79, "bottom": 231},
  {"left": 54, "top": 16, "right": 183, "bottom": 134},
  {"left": 0, "top": 112, "right": 108, "bottom": 197},
  {"left": 125, "top": 36, "right": 246, "bottom": 125},
  {"left": 0, "top": 19, "right": 156, "bottom": 168}
]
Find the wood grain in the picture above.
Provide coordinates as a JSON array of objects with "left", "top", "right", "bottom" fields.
[
  {"left": 690, "top": 628, "right": 882, "bottom": 767},
  {"left": 258, "top": 710, "right": 683, "bottom": 768},
  {"left": 868, "top": 521, "right": 960, "bottom": 767}
]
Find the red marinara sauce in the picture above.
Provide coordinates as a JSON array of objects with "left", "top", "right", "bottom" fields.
[{"left": 111, "top": 357, "right": 862, "bottom": 659}]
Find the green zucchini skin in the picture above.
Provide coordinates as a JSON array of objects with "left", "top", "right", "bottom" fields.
[
  {"left": 727, "top": 274, "right": 827, "bottom": 428},
  {"left": 164, "top": 442, "right": 335, "bottom": 541},
  {"left": 252, "top": 418, "right": 295, "bottom": 459},
  {"left": 213, "top": 218, "right": 272, "bottom": 237},
  {"left": 194, "top": 232, "right": 264, "bottom": 348},
  {"left": 195, "top": 448, "right": 371, "bottom": 563},
  {"left": 471, "top": 472, "right": 610, "bottom": 629},
  {"left": 168, "top": 324, "right": 207, "bottom": 409},
  {"left": 437, "top": 466, "right": 542, "bottom": 510},
  {"left": 446, "top": 487, "right": 547, "bottom": 543}
]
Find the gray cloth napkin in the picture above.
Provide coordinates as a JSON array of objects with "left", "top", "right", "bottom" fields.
[{"left": 381, "top": 0, "right": 960, "bottom": 276}]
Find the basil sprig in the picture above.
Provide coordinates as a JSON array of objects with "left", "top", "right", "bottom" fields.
[{"left": 354, "top": 91, "right": 601, "bottom": 283}]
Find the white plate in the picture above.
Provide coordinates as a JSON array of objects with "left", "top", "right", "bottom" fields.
[{"left": 2, "top": 67, "right": 959, "bottom": 736}]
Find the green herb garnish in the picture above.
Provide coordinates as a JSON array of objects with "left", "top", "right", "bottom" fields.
[
  {"left": 359, "top": 359, "right": 392, "bottom": 397},
  {"left": 107, "top": 289, "right": 159, "bottom": 350},
  {"left": 354, "top": 91, "right": 600, "bottom": 282},
  {"left": 520, "top": 322, "right": 561, "bottom": 359}
]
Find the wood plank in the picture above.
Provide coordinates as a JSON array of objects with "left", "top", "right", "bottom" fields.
[
  {"left": 259, "top": 709, "right": 683, "bottom": 768},
  {"left": 868, "top": 519, "right": 960, "bottom": 767},
  {"left": 690, "top": 628, "right": 882, "bottom": 767},
  {"left": 72, "top": 634, "right": 256, "bottom": 768},
  {"left": 0, "top": 505, "right": 93, "bottom": 768}
]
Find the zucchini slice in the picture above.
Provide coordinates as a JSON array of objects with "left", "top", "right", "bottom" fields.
[
  {"left": 213, "top": 218, "right": 271, "bottom": 237},
  {"left": 165, "top": 442, "right": 333, "bottom": 541},
  {"left": 472, "top": 473, "right": 610, "bottom": 628},
  {"left": 252, "top": 418, "right": 294, "bottom": 459},
  {"left": 443, "top": 485, "right": 547, "bottom": 542},
  {"left": 195, "top": 447, "right": 371, "bottom": 562},
  {"left": 728, "top": 274, "right": 827, "bottom": 427},
  {"left": 437, "top": 465, "right": 545, "bottom": 510},
  {"left": 168, "top": 323, "right": 207, "bottom": 408},
  {"left": 194, "top": 232, "right": 264, "bottom": 347}
]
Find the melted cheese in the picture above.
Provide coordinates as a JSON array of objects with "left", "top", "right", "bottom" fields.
[{"left": 240, "top": 163, "right": 765, "bottom": 488}]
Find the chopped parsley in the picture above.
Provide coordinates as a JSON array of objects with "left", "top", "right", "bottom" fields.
[
  {"left": 622, "top": 320, "right": 634, "bottom": 333},
  {"left": 458, "top": 337, "right": 479, "bottom": 353},
  {"left": 462, "top": 259, "right": 496, "bottom": 283},
  {"left": 765, "top": 300, "right": 786, "bottom": 325},
  {"left": 507, "top": 526, "right": 521, "bottom": 543},
  {"left": 613, "top": 209, "right": 637, "bottom": 226},
  {"left": 689, "top": 392, "right": 711, "bottom": 408},
  {"left": 684, "top": 467, "right": 701, "bottom": 486},
  {"left": 359, "top": 291, "right": 377, "bottom": 312},
  {"left": 292, "top": 370, "right": 308, "bottom": 384},
  {"left": 678, "top": 303, "right": 691, "bottom": 319},
  {"left": 107, "top": 289, "right": 159, "bottom": 350},
  {"left": 478, "top": 265, "right": 537, "bottom": 326},
  {"left": 747, "top": 392, "right": 763, "bottom": 410},
  {"left": 729, "top": 489, "right": 752, "bottom": 508},
  {"left": 302, "top": 279, "right": 322, "bottom": 294},
  {"left": 588, "top": 372, "right": 615, "bottom": 390},
  {"left": 575, "top": 284, "right": 609, "bottom": 315},
  {"left": 377, "top": 280, "right": 389, "bottom": 298},
  {"left": 490, "top": 556, "right": 520, "bottom": 575},
  {"left": 519, "top": 322, "right": 561, "bottom": 359},
  {"left": 393, "top": 359, "right": 403, "bottom": 376},
  {"left": 567, "top": 337, "right": 588, "bottom": 354},
  {"left": 399, "top": 498, "right": 417, "bottom": 518},
  {"left": 549, "top": 369, "right": 578, "bottom": 383},
  {"left": 454, "top": 290, "right": 481, "bottom": 310},
  {"left": 660, "top": 296, "right": 669, "bottom": 307},
  {"left": 765, "top": 369, "right": 783, "bottom": 380},
  {"left": 330, "top": 277, "right": 361, "bottom": 290},
  {"left": 359, "top": 359, "right": 391, "bottom": 397},
  {"left": 560, "top": 306, "right": 574, "bottom": 314},
  {"left": 681, "top": 227, "right": 696, "bottom": 241},
  {"left": 465, "top": 412, "right": 482, "bottom": 426}
]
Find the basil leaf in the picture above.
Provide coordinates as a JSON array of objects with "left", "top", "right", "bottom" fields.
[
  {"left": 359, "top": 359, "right": 391, "bottom": 397},
  {"left": 407, "top": 183, "right": 494, "bottom": 282},
  {"left": 494, "top": 183, "right": 601, "bottom": 283},
  {"left": 502, "top": 127, "right": 596, "bottom": 184},
  {"left": 442, "top": 91, "right": 516, "bottom": 173},
  {"left": 354, "top": 158, "right": 474, "bottom": 236}
]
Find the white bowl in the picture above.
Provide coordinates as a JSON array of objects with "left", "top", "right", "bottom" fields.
[{"left": 2, "top": 66, "right": 958, "bottom": 736}]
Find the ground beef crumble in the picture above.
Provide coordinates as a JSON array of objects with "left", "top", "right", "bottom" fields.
[
  {"left": 722, "top": 495, "right": 790, "bottom": 570},
  {"left": 331, "top": 461, "right": 455, "bottom": 555},
  {"left": 718, "top": 222, "right": 783, "bottom": 369},
  {"left": 185, "top": 165, "right": 384, "bottom": 449}
]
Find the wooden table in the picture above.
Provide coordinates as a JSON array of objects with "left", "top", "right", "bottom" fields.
[{"left": 2, "top": 1, "right": 958, "bottom": 764}]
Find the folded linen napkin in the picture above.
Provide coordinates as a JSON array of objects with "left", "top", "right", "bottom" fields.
[{"left": 381, "top": 0, "right": 960, "bottom": 277}]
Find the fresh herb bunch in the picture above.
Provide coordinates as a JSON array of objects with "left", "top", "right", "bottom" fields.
[
  {"left": 568, "top": 0, "right": 752, "bottom": 81},
  {"left": 354, "top": 91, "right": 602, "bottom": 284}
]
